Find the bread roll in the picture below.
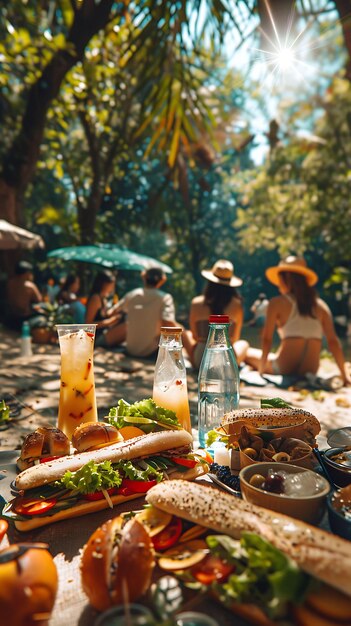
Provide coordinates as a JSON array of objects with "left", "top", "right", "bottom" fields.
[
  {"left": 146, "top": 480, "right": 351, "bottom": 597},
  {"left": 17, "top": 426, "right": 70, "bottom": 471},
  {"left": 72, "top": 421, "right": 123, "bottom": 452}
]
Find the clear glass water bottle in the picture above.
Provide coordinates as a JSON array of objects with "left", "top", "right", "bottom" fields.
[
  {"left": 153, "top": 327, "right": 191, "bottom": 433},
  {"left": 198, "top": 315, "right": 240, "bottom": 449}
]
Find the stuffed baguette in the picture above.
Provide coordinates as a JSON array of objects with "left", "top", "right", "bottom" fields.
[
  {"left": 3, "top": 431, "right": 208, "bottom": 532},
  {"left": 145, "top": 480, "right": 351, "bottom": 625},
  {"left": 221, "top": 407, "right": 320, "bottom": 446}
]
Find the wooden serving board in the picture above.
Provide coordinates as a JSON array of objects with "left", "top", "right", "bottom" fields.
[{"left": 0, "top": 454, "right": 238, "bottom": 626}]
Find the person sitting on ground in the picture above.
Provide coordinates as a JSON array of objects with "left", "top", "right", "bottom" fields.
[
  {"left": 244, "top": 255, "right": 351, "bottom": 386},
  {"left": 58, "top": 273, "right": 86, "bottom": 324},
  {"left": 85, "top": 270, "right": 126, "bottom": 347},
  {"left": 182, "top": 259, "right": 249, "bottom": 369},
  {"left": 5, "top": 261, "right": 42, "bottom": 330},
  {"left": 249, "top": 292, "right": 269, "bottom": 327},
  {"left": 115, "top": 267, "right": 178, "bottom": 358}
]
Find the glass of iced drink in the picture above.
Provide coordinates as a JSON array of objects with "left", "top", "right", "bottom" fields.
[{"left": 56, "top": 324, "right": 97, "bottom": 439}]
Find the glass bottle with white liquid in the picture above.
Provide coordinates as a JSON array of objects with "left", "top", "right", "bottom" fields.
[
  {"left": 198, "top": 315, "right": 240, "bottom": 449},
  {"left": 153, "top": 327, "right": 191, "bottom": 433}
]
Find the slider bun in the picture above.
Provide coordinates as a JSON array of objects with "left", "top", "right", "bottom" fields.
[
  {"left": 0, "top": 543, "right": 58, "bottom": 626},
  {"left": 81, "top": 516, "right": 155, "bottom": 611},
  {"left": 72, "top": 421, "right": 123, "bottom": 452},
  {"left": 17, "top": 426, "right": 70, "bottom": 471}
]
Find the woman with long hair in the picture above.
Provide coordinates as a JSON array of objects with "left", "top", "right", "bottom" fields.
[
  {"left": 85, "top": 270, "right": 126, "bottom": 347},
  {"left": 245, "top": 256, "right": 351, "bottom": 385},
  {"left": 183, "top": 259, "right": 248, "bottom": 368}
]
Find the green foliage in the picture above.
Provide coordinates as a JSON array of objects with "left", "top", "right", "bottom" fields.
[{"left": 235, "top": 77, "right": 351, "bottom": 277}]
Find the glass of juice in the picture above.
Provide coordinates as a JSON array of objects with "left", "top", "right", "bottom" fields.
[{"left": 56, "top": 324, "right": 97, "bottom": 439}]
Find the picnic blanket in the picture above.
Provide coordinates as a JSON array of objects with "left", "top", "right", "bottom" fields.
[{"left": 239, "top": 367, "right": 343, "bottom": 391}]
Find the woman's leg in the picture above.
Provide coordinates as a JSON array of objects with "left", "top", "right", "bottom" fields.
[{"left": 105, "top": 322, "right": 127, "bottom": 347}]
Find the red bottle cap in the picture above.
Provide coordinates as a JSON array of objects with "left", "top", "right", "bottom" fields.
[{"left": 208, "top": 315, "right": 230, "bottom": 324}]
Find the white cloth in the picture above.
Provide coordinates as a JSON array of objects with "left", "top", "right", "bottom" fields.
[{"left": 119, "top": 287, "right": 175, "bottom": 357}]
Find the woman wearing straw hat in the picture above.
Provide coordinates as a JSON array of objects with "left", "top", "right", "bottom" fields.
[
  {"left": 182, "top": 259, "right": 248, "bottom": 369},
  {"left": 244, "top": 255, "right": 351, "bottom": 385}
]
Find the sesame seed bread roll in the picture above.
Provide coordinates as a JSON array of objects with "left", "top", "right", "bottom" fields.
[
  {"left": 146, "top": 480, "right": 351, "bottom": 598},
  {"left": 222, "top": 408, "right": 320, "bottom": 446}
]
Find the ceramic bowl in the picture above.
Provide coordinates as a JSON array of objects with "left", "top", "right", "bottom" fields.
[
  {"left": 322, "top": 447, "right": 351, "bottom": 488},
  {"left": 239, "top": 462, "right": 330, "bottom": 525},
  {"left": 327, "top": 484, "right": 351, "bottom": 540}
]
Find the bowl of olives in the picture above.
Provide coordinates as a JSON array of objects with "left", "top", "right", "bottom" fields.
[{"left": 239, "top": 462, "right": 330, "bottom": 524}]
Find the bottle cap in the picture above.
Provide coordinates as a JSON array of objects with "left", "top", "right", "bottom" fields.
[
  {"left": 160, "top": 327, "right": 183, "bottom": 333},
  {"left": 208, "top": 315, "right": 229, "bottom": 324}
]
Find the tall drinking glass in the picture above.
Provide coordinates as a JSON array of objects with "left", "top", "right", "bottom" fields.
[{"left": 56, "top": 324, "right": 97, "bottom": 439}]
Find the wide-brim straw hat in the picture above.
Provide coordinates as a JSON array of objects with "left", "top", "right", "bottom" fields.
[
  {"left": 201, "top": 259, "right": 243, "bottom": 287},
  {"left": 266, "top": 255, "right": 318, "bottom": 287}
]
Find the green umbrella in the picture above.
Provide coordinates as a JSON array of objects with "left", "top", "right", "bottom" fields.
[{"left": 47, "top": 245, "right": 173, "bottom": 274}]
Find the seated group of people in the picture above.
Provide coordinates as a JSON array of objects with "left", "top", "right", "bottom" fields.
[{"left": 5, "top": 255, "right": 351, "bottom": 386}]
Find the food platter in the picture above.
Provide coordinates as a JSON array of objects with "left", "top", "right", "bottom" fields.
[{"left": 0, "top": 454, "right": 242, "bottom": 626}]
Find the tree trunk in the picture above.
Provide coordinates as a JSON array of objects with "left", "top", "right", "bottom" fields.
[
  {"left": 333, "top": 0, "right": 351, "bottom": 80},
  {"left": 0, "top": 0, "right": 114, "bottom": 225}
]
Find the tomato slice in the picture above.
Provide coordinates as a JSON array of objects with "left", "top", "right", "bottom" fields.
[
  {"left": 0, "top": 520, "right": 8, "bottom": 542},
  {"left": 121, "top": 478, "right": 157, "bottom": 494},
  {"left": 83, "top": 487, "right": 119, "bottom": 501},
  {"left": 190, "top": 554, "right": 235, "bottom": 585},
  {"left": 39, "top": 456, "right": 60, "bottom": 463},
  {"left": 153, "top": 516, "right": 183, "bottom": 551},
  {"left": 172, "top": 457, "right": 197, "bottom": 468},
  {"left": 14, "top": 497, "right": 57, "bottom": 517}
]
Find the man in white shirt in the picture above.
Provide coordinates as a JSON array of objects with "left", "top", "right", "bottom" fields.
[{"left": 117, "top": 267, "right": 178, "bottom": 357}]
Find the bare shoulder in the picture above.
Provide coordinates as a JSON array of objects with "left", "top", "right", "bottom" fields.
[
  {"left": 191, "top": 295, "right": 205, "bottom": 309},
  {"left": 316, "top": 298, "right": 332, "bottom": 316}
]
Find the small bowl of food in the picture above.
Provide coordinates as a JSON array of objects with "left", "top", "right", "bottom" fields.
[
  {"left": 322, "top": 447, "right": 351, "bottom": 488},
  {"left": 327, "top": 484, "right": 351, "bottom": 540},
  {"left": 239, "top": 462, "right": 330, "bottom": 524},
  {"left": 238, "top": 426, "right": 314, "bottom": 470}
]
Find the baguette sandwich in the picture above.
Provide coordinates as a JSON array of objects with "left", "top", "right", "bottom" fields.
[
  {"left": 221, "top": 407, "right": 321, "bottom": 447},
  {"left": 2, "top": 430, "right": 209, "bottom": 532},
  {"left": 142, "top": 480, "right": 351, "bottom": 625}
]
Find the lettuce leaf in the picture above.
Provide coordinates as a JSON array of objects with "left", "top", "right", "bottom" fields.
[
  {"left": 260, "top": 397, "right": 293, "bottom": 409},
  {"left": 0, "top": 400, "right": 10, "bottom": 424},
  {"left": 207, "top": 532, "right": 309, "bottom": 619},
  {"left": 116, "top": 460, "right": 163, "bottom": 482},
  {"left": 206, "top": 429, "right": 229, "bottom": 448},
  {"left": 108, "top": 398, "right": 181, "bottom": 431},
  {"left": 57, "top": 460, "right": 122, "bottom": 494}
]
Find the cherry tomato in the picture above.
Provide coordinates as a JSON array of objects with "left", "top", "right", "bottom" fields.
[
  {"left": 153, "top": 517, "right": 183, "bottom": 551},
  {"left": 0, "top": 520, "right": 8, "bottom": 542},
  {"left": 39, "top": 456, "right": 60, "bottom": 463},
  {"left": 14, "top": 497, "right": 57, "bottom": 516},
  {"left": 172, "top": 457, "right": 197, "bottom": 468},
  {"left": 83, "top": 487, "right": 119, "bottom": 501},
  {"left": 191, "top": 554, "right": 235, "bottom": 585},
  {"left": 121, "top": 478, "right": 157, "bottom": 493}
]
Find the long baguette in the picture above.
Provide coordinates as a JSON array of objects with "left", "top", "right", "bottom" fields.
[
  {"left": 16, "top": 430, "right": 192, "bottom": 490},
  {"left": 146, "top": 480, "right": 351, "bottom": 598}
]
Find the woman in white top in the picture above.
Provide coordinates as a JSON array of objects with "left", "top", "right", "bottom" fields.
[{"left": 245, "top": 256, "right": 351, "bottom": 385}]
